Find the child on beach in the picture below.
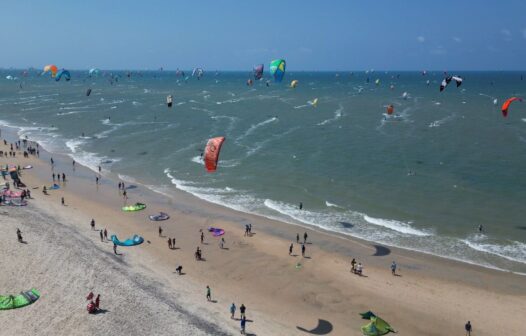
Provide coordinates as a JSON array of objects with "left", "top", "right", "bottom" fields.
[{"left": 391, "top": 261, "right": 397, "bottom": 275}]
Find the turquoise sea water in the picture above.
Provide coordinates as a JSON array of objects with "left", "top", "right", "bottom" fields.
[{"left": 1, "top": 69, "right": 525, "bottom": 273}]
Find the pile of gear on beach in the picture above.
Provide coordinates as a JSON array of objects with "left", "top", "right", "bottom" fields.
[{"left": 1, "top": 164, "right": 31, "bottom": 206}]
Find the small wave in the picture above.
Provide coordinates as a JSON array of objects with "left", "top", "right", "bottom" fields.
[
  {"left": 429, "top": 114, "right": 455, "bottom": 128},
  {"left": 325, "top": 201, "right": 341, "bottom": 208},
  {"left": 317, "top": 104, "right": 343, "bottom": 126},
  {"left": 462, "top": 238, "right": 526, "bottom": 264},
  {"left": 363, "top": 215, "right": 431, "bottom": 237},
  {"left": 237, "top": 117, "right": 277, "bottom": 140},
  {"left": 293, "top": 104, "right": 309, "bottom": 109}
]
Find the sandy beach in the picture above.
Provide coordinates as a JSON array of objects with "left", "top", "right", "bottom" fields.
[{"left": 1, "top": 127, "right": 525, "bottom": 336}]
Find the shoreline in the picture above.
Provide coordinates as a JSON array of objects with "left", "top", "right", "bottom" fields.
[
  {"left": 1, "top": 125, "right": 526, "bottom": 335},
  {"left": 2, "top": 121, "right": 525, "bottom": 276}
]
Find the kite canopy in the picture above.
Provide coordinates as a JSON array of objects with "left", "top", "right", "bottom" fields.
[
  {"left": 122, "top": 202, "right": 146, "bottom": 212},
  {"left": 386, "top": 105, "right": 394, "bottom": 115},
  {"left": 290, "top": 80, "right": 299, "bottom": 88},
  {"left": 501, "top": 97, "right": 523, "bottom": 117},
  {"left": 55, "top": 69, "right": 71, "bottom": 81},
  {"left": 43, "top": 64, "right": 58, "bottom": 77},
  {"left": 149, "top": 212, "right": 170, "bottom": 221},
  {"left": 440, "top": 75, "right": 463, "bottom": 92},
  {"left": 192, "top": 68, "right": 204, "bottom": 79},
  {"left": 361, "top": 316, "right": 395, "bottom": 336},
  {"left": 253, "top": 64, "right": 264, "bottom": 80},
  {"left": 204, "top": 136, "right": 225, "bottom": 172},
  {"left": 0, "top": 289, "right": 40, "bottom": 310},
  {"left": 208, "top": 227, "right": 225, "bottom": 236},
  {"left": 270, "top": 59, "right": 286, "bottom": 82},
  {"left": 308, "top": 98, "right": 318, "bottom": 107},
  {"left": 111, "top": 234, "right": 144, "bottom": 246}
]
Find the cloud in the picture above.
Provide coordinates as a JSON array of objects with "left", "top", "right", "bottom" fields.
[
  {"left": 501, "top": 29, "right": 512, "bottom": 41},
  {"left": 416, "top": 36, "right": 425, "bottom": 43},
  {"left": 430, "top": 46, "right": 447, "bottom": 55},
  {"left": 452, "top": 36, "right": 462, "bottom": 43}
]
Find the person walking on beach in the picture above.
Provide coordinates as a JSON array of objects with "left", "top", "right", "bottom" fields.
[
  {"left": 240, "top": 317, "right": 246, "bottom": 335},
  {"left": 113, "top": 243, "right": 117, "bottom": 255},
  {"left": 95, "top": 176, "right": 99, "bottom": 185},
  {"left": 100, "top": 230, "right": 104, "bottom": 242},
  {"left": 123, "top": 190, "right": 127, "bottom": 200},
  {"left": 52, "top": 173, "right": 55, "bottom": 181},
  {"left": 172, "top": 237, "right": 176, "bottom": 248},
  {"left": 465, "top": 321, "right": 472, "bottom": 335},
  {"left": 104, "top": 229, "right": 108, "bottom": 241},
  {"left": 90, "top": 219, "right": 95, "bottom": 230},
  {"left": 62, "top": 173, "right": 66, "bottom": 182},
  {"left": 200, "top": 231, "right": 204, "bottom": 244},
  {"left": 168, "top": 237, "right": 172, "bottom": 249},
  {"left": 50, "top": 157, "right": 54, "bottom": 166},
  {"left": 61, "top": 197, "right": 65, "bottom": 206},
  {"left": 16, "top": 228, "right": 23, "bottom": 243},
  {"left": 304, "top": 232, "right": 308, "bottom": 243},
  {"left": 391, "top": 261, "right": 397, "bottom": 275},
  {"left": 239, "top": 304, "right": 246, "bottom": 319},
  {"left": 296, "top": 233, "right": 299, "bottom": 244},
  {"left": 220, "top": 237, "right": 225, "bottom": 249},
  {"left": 230, "top": 302, "right": 236, "bottom": 319},
  {"left": 72, "top": 160, "right": 75, "bottom": 169},
  {"left": 301, "top": 243, "right": 306, "bottom": 257},
  {"left": 159, "top": 226, "right": 163, "bottom": 237},
  {"left": 289, "top": 243, "right": 293, "bottom": 255},
  {"left": 206, "top": 286, "right": 211, "bottom": 301}
]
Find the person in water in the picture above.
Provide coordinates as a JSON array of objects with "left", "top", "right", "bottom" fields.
[
  {"left": 299, "top": 202, "right": 303, "bottom": 210},
  {"left": 478, "top": 224, "right": 483, "bottom": 233}
]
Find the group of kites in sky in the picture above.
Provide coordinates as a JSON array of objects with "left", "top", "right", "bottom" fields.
[{"left": 35, "top": 60, "right": 524, "bottom": 172}]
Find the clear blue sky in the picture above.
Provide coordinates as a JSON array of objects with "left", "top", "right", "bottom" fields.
[{"left": 1, "top": 0, "right": 525, "bottom": 70}]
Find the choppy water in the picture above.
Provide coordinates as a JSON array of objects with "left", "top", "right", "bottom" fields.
[{"left": 1, "top": 69, "right": 526, "bottom": 273}]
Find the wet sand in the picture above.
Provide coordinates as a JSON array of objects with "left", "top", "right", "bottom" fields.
[{"left": 1, "top": 127, "right": 525, "bottom": 335}]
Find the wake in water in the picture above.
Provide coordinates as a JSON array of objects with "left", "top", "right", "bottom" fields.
[{"left": 317, "top": 104, "right": 344, "bottom": 126}]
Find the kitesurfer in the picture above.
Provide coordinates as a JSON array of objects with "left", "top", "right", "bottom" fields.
[{"left": 167, "top": 95, "right": 173, "bottom": 107}]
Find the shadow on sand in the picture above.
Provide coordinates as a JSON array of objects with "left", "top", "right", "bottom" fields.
[{"left": 297, "top": 319, "right": 333, "bottom": 335}]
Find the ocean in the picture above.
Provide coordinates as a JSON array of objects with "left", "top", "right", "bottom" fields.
[{"left": 1, "top": 69, "right": 525, "bottom": 274}]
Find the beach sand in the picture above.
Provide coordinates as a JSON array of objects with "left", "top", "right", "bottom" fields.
[{"left": 1, "top": 130, "right": 525, "bottom": 336}]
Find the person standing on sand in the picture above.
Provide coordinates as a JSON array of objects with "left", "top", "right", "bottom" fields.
[
  {"left": 100, "top": 230, "right": 103, "bottom": 242},
  {"left": 172, "top": 237, "right": 175, "bottom": 248},
  {"left": 16, "top": 228, "right": 23, "bottom": 243},
  {"left": 61, "top": 197, "right": 65, "bottom": 206},
  {"left": 95, "top": 176, "right": 99, "bottom": 185},
  {"left": 200, "top": 231, "right": 204, "bottom": 244},
  {"left": 230, "top": 303, "right": 236, "bottom": 319},
  {"left": 123, "top": 190, "right": 127, "bottom": 200},
  {"left": 301, "top": 243, "right": 306, "bottom": 257},
  {"left": 72, "top": 160, "right": 75, "bottom": 168},
  {"left": 240, "top": 304, "right": 246, "bottom": 319},
  {"left": 168, "top": 237, "right": 172, "bottom": 249},
  {"left": 50, "top": 158, "right": 54, "bottom": 165},
  {"left": 351, "top": 258, "right": 357, "bottom": 273},
  {"left": 159, "top": 226, "right": 163, "bottom": 237},
  {"left": 206, "top": 286, "right": 211, "bottom": 301},
  {"left": 220, "top": 237, "right": 225, "bottom": 249},
  {"left": 304, "top": 232, "right": 308, "bottom": 243},
  {"left": 95, "top": 294, "right": 100, "bottom": 309},
  {"left": 391, "top": 261, "right": 397, "bottom": 275},
  {"left": 296, "top": 233, "right": 299, "bottom": 244},
  {"left": 104, "top": 229, "right": 108, "bottom": 241},
  {"left": 289, "top": 243, "right": 293, "bottom": 255},
  {"left": 52, "top": 173, "right": 55, "bottom": 181},
  {"left": 90, "top": 219, "right": 95, "bottom": 230},
  {"left": 113, "top": 243, "right": 117, "bottom": 254},
  {"left": 62, "top": 173, "right": 66, "bottom": 182},
  {"left": 465, "top": 321, "right": 472, "bottom": 335}
]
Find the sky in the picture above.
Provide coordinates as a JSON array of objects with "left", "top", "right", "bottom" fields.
[{"left": 1, "top": 0, "right": 526, "bottom": 71}]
